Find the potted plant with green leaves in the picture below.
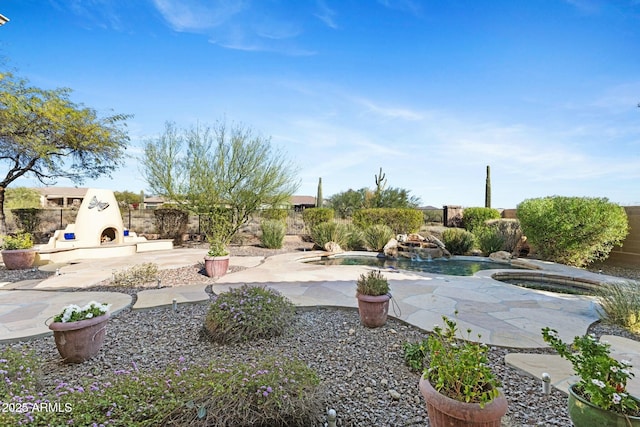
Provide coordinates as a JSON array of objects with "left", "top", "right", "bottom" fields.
[
  {"left": 418, "top": 314, "right": 507, "bottom": 426},
  {"left": 542, "top": 327, "right": 640, "bottom": 426},
  {"left": 1, "top": 231, "right": 36, "bottom": 270},
  {"left": 203, "top": 207, "right": 232, "bottom": 278},
  {"left": 355, "top": 270, "right": 391, "bottom": 328},
  {"left": 48, "top": 301, "right": 111, "bottom": 363}
]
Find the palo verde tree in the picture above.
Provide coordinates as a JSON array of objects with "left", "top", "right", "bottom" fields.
[
  {"left": 141, "top": 120, "right": 299, "bottom": 253},
  {"left": 0, "top": 71, "right": 131, "bottom": 233}
]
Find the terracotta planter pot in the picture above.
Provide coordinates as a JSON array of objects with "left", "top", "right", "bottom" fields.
[
  {"left": 419, "top": 375, "right": 508, "bottom": 427},
  {"left": 356, "top": 293, "right": 391, "bottom": 328},
  {"left": 1, "top": 249, "right": 36, "bottom": 270},
  {"left": 568, "top": 384, "right": 640, "bottom": 427},
  {"left": 48, "top": 313, "right": 110, "bottom": 363},
  {"left": 204, "top": 255, "right": 230, "bottom": 278}
]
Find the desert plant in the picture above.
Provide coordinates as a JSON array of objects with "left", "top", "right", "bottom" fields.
[
  {"left": 474, "top": 227, "right": 505, "bottom": 255},
  {"left": 596, "top": 281, "right": 640, "bottom": 333},
  {"left": 485, "top": 219, "right": 522, "bottom": 253},
  {"left": 112, "top": 263, "right": 159, "bottom": 286},
  {"left": 356, "top": 270, "right": 390, "bottom": 296},
  {"left": 403, "top": 339, "right": 429, "bottom": 372},
  {"left": 302, "top": 207, "right": 334, "bottom": 230},
  {"left": 0, "top": 349, "right": 321, "bottom": 427},
  {"left": 204, "top": 285, "right": 295, "bottom": 344},
  {"left": 0, "top": 232, "right": 33, "bottom": 250},
  {"left": 260, "top": 208, "right": 289, "bottom": 222},
  {"left": 10, "top": 208, "right": 42, "bottom": 235},
  {"left": 442, "top": 228, "right": 475, "bottom": 255},
  {"left": 363, "top": 224, "right": 394, "bottom": 252},
  {"left": 485, "top": 165, "right": 491, "bottom": 208},
  {"left": 517, "top": 196, "right": 628, "bottom": 267},
  {"left": 153, "top": 206, "right": 189, "bottom": 246},
  {"left": 425, "top": 314, "right": 501, "bottom": 407},
  {"left": 260, "top": 219, "right": 286, "bottom": 249},
  {"left": 461, "top": 207, "right": 501, "bottom": 233},
  {"left": 353, "top": 208, "right": 423, "bottom": 235},
  {"left": 344, "top": 224, "right": 365, "bottom": 250},
  {"left": 309, "top": 221, "right": 349, "bottom": 249}
]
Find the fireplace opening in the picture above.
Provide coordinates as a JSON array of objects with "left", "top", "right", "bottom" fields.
[{"left": 101, "top": 227, "right": 117, "bottom": 244}]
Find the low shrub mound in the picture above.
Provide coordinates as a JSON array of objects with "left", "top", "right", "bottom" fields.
[
  {"left": 442, "top": 228, "right": 475, "bottom": 255},
  {"left": 1, "top": 349, "right": 322, "bottom": 427},
  {"left": 204, "top": 285, "right": 295, "bottom": 344},
  {"left": 112, "top": 263, "right": 159, "bottom": 286}
]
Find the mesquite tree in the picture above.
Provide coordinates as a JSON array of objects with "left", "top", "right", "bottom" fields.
[{"left": 0, "top": 71, "right": 131, "bottom": 234}]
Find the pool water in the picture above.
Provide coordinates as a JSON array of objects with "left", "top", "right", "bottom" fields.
[{"left": 309, "top": 256, "right": 521, "bottom": 276}]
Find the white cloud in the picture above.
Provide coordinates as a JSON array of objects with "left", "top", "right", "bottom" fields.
[{"left": 151, "top": 0, "right": 246, "bottom": 32}]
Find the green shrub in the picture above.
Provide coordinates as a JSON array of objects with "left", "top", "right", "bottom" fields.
[
  {"left": 363, "top": 224, "right": 394, "bottom": 252},
  {"left": 112, "top": 263, "right": 158, "bottom": 286},
  {"left": 260, "top": 219, "right": 286, "bottom": 249},
  {"left": 403, "top": 339, "right": 429, "bottom": 372},
  {"left": 423, "top": 209, "right": 443, "bottom": 224},
  {"left": 0, "top": 349, "right": 321, "bottom": 427},
  {"left": 344, "top": 224, "right": 365, "bottom": 251},
  {"left": 10, "top": 208, "right": 42, "bottom": 235},
  {"left": 356, "top": 270, "right": 390, "bottom": 296},
  {"left": 485, "top": 219, "right": 522, "bottom": 253},
  {"left": 516, "top": 196, "right": 628, "bottom": 267},
  {"left": 310, "top": 221, "right": 350, "bottom": 249},
  {"left": 461, "top": 207, "right": 501, "bottom": 233},
  {"left": 261, "top": 208, "right": 289, "bottom": 222},
  {"left": 475, "top": 227, "right": 505, "bottom": 255},
  {"left": 0, "top": 232, "right": 33, "bottom": 250},
  {"left": 352, "top": 208, "right": 422, "bottom": 235},
  {"left": 204, "top": 285, "right": 294, "bottom": 343},
  {"left": 596, "top": 282, "right": 640, "bottom": 333},
  {"left": 301, "top": 208, "right": 334, "bottom": 230},
  {"left": 442, "top": 228, "right": 475, "bottom": 255}
]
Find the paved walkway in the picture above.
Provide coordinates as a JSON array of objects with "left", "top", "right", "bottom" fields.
[{"left": 1, "top": 248, "right": 639, "bottom": 397}]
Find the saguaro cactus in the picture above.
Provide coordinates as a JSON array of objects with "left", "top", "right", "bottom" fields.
[
  {"left": 485, "top": 165, "right": 491, "bottom": 208},
  {"left": 316, "top": 177, "right": 323, "bottom": 208}
]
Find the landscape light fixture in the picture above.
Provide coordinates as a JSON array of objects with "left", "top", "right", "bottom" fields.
[{"left": 0, "top": 14, "right": 9, "bottom": 26}]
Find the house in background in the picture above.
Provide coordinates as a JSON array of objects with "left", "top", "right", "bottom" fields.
[
  {"left": 290, "top": 195, "right": 316, "bottom": 211},
  {"left": 35, "top": 187, "right": 88, "bottom": 208}
]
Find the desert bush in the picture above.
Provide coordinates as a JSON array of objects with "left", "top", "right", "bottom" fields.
[
  {"left": 485, "top": 219, "right": 522, "bottom": 253},
  {"left": 112, "top": 263, "right": 158, "bottom": 286},
  {"left": 423, "top": 209, "right": 443, "bottom": 224},
  {"left": 517, "top": 196, "right": 628, "bottom": 267},
  {"left": 597, "top": 281, "right": 640, "bottom": 333},
  {"left": 461, "top": 207, "right": 501, "bottom": 233},
  {"left": 442, "top": 228, "right": 475, "bottom": 255},
  {"left": 0, "top": 349, "right": 321, "bottom": 427},
  {"left": 310, "top": 221, "right": 350, "bottom": 249},
  {"left": 260, "top": 219, "right": 286, "bottom": 249},
  {"left": 204, "top": 285, "right": 294, "bottom": 344},
  {"left": 474, "top": 227, "right": 505, "bottom": 255},
  {"left": 344, "top": 224, "right": 365, "bottom": 251},
  {"left": 260, "top": 208, "right": 289, "bottom": 222},
  {"left": 10, "top": 208, "right": 42, "bottom": 235},
  {"left": 363, "top": 224, "right": 394, "bottom": 252},
  {"left": 302, "top": 208, "right": 334, "bottom": 230},
  {"left": 352, "top": 208, "right": 422, "bottom": 235},
  {"left": 154, "top": 206, "right": 189, "bottom": 245}
]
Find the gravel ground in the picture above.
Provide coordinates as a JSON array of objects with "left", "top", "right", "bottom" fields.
[{"left": 1, "top": 239, "right": 639, "bottom": 426}]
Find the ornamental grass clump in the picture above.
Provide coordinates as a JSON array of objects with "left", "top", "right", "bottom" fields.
[
  {"left": 112, "top": 262, "right": 158, "bottom": 287},
  {"left": 204, "top": 285, "right": 295, "bottom": 344},
  {"left": 542, "top": 327, "right": 640, "bottom": 415},
  {"left": 260, "top": 219, "right": 286, "bottom": 249},
  {"left": 424, "top": 314, "right": 501, "bottom": 407},
  {"left": 596, "top": 281, "right": 640, "bottom": 333}
]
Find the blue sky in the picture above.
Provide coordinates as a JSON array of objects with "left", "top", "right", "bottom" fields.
[{"left": 1, "top": 0, "right": 639, "bottom": 208}]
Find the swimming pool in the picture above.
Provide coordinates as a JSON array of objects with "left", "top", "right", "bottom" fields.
[{"left": 307, "top": 255, "right": 524, "bottom": 276}]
